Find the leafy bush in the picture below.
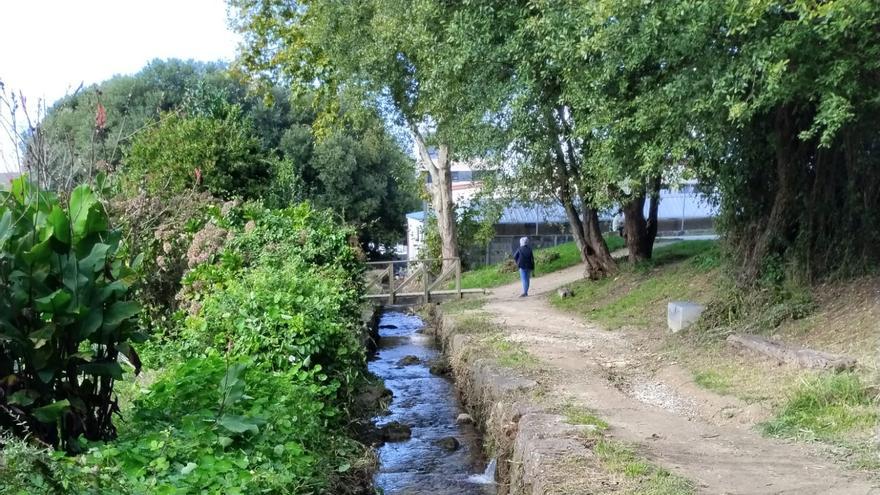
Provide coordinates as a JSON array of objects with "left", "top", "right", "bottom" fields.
[
  {"left": 189, "top": 261, "right": 364, "bottom": 377},
  {"left": 94, "top": 355, "right": 361, "bottom": 494},
  {"left": 0, "top": 177, "right": 144, "bottom": 451},
  {"left": 535, "top": 250, "right": 561, "bottom": 264},
  {"left": 123, "top": 108, "right": 270, "bottom": 200}
]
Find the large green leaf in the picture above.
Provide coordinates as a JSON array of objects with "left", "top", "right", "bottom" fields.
[
  {"left": 79, "top": 309, "right": 103, "bottom": 338},
  {"left": 217, "top": 414, "right": 260, "bottom": 435},
  {"left": 8, "top": 389, "right": 40, "bottom": 407},
  {"left": 47, "top": 205, "right": 71, "bottom": 245},
  {"left": 103, "top": 301, "right": 140, "bottom": 329},
  {"left": 62, "top": 254, "right": 89, "bottom": 291},
  {"left": 0, "top": 209, "right": 13, "bottom": 246},
  {"left": 23, "top": 237, "right": 53, "bottom": 265},
  {"left": 33, "top": 400, "right": 70, "bottom": 423},
  {"left": 69, "top": 185, "right": 108, "bottom": 242},
  {"left": 35, "top": 290, "right": 72, "bottom": 313},
  {"left": 79, "top": 243, "right": 111, "bottom": 273},
  {"left": 218, "top": 363, "right": 248, "bottom": 409}
]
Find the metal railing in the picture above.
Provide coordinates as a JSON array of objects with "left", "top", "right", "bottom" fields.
[{"left": 363, "top": 257, "right": 483, "bottom": 304}]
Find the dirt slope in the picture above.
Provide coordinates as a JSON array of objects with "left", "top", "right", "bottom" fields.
[{"left": 482, "top": 265, "right": 878, "bottom": 495}]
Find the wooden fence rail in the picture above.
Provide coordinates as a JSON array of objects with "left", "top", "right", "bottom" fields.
[{"left": 363, "top": 257, "right": 483, "bottom": 304}]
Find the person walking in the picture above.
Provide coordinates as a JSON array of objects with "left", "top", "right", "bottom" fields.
[{"left": 513, "top": 236, "right": 535, "bottom": 297}]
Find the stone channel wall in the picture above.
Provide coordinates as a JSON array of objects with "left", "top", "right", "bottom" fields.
[{"left": 426, "top": 306, "right": 596, "bottom": 495}]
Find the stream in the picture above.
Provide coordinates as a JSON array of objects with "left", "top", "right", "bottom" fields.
[{"left": 370, "top": 311, "right": 496, "bottom": 495}]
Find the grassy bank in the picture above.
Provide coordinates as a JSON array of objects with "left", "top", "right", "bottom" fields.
[
  {"left": 459, "top": 235, "right": 625, "bottom": 289},
  {"left": 550, "top": 240, "right": 720, "bottom": 329},
  {"left": 548, "top": 239, "right": 880, "bottom": 471}
]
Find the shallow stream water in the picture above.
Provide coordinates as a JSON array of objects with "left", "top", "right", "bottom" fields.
[{"left": 369, "top": 311, "right": 496, "bottom": 495}]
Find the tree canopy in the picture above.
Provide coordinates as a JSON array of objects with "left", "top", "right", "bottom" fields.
[
  {"left": 237, "top": 0, "right": 880, "bottom": 283},
  {"left": 28, "top": 58, "right": 419, "bottom": 253}
]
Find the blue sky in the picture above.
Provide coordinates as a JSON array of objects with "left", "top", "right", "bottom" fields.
[{"left": 0, "top": 0, "right": 240, "bottom": 171}]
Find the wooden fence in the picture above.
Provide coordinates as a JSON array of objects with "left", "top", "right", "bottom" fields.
[{"left": 363, "top": 257, "right": 484, "bottom": 304}]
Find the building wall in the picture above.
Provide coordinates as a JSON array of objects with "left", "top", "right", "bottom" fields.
[{"left": 406, "top": 216, "right": 425, "bottom": 261}]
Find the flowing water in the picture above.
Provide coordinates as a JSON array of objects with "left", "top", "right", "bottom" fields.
[{"left": 370, "top": 311, "right": 496, "bottom": 495}]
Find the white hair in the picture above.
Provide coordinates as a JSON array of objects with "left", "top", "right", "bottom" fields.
[{"left": 520, "top": 237, "right": 529, "bottom": 246}]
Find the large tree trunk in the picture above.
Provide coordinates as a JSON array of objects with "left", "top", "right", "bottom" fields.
[
  {"left": 623, "top": 176, "right": 662, "bottom": 262},
  {"left": 546, "top": 105, "right": 616, "bottom": 279},
  {"left": 622, "top": 194, "right": 650, "bottom": 263},
  {"left": 412, "top": 130, "right": 459, "bottom": 272},
  {"left": 582, "top": 205, "right": 617, "bottom": 274},
  {"left": 557, "top": 173, "right": 616, "bottom": 279},
  {"left": 742, "top": 106, "right": 803, "bottom": 282}
]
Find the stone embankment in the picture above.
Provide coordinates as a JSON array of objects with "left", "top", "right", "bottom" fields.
[{"left": 427, "top": 307, "right": 597, "bottom": 495}]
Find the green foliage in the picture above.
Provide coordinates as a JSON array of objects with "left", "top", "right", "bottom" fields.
[
  {"left": 420, "top": 201, "right": 499, "bottom": 272},
  {"left": 0, "top": 177, "right": 143, "bottom": 451},
  {"left": 295, "top": 121, "right": 419, "bottom": 253},
  {"left": 31, "top": 60, "right": 231, "bottom": 190},
  {"left": 124, "top": 108, "right": 270, "bottom": 200},
  {"left": 552, "top": 241, "right": 719, "bottom": 329},
  {"left": 763, "top": 373, "right": 878, "bottom": 443},
  {"left": 97, "top": 355, "right": 359, "bottom": 494}
]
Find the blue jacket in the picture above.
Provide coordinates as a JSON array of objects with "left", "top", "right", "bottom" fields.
[{"left": 514, "top": 245, "right": 534, "bottom": 270}]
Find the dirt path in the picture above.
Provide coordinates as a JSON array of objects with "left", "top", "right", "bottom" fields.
[{"left": 482, "top": 265, "right": 878, "bottom": 495}]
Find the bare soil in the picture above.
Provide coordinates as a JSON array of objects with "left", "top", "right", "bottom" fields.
[{"left": 476, "top": 265, "right": 879, "bottom": 494}]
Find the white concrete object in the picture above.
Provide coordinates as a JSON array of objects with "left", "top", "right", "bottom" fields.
[{"left": 667, "top": 301, "right": 705, "bottom": 332}]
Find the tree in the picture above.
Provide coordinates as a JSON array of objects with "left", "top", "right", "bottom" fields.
[
  {"left": 28, "top": 59, "right": 230, "bottom": 190},
  {"left": 415, "top": 0, "right": 619, "bottom": 277},
  {"left": 288, "top": 112, "right": 420, "bottom": 254},
  {"left": 229, "top": 0, "right": 473, "bottom": 270}
]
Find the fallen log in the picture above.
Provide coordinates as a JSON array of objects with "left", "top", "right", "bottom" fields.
[{"left": 726, "top": 334, "right": 857, "bottom": 371}]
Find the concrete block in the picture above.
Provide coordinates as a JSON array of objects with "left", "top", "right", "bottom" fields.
[{"left": 667, "top": 301, "right": 705, "bottom": 332}]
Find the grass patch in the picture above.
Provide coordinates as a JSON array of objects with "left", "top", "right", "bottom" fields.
[
  {"left": 484, "top": 333, "right": 540, "bottom": 369},
  {"left": 552, "top": 240, "right": 719, "bottom": 329},
  {"left": 594, "top": 440, "right": 695, "bottom": 495},
  {"left": 439, "top": 296, "right": 486, "bottom": 314},
  {"left": 692, "top": 369, "right": 731, "bottom": 395},
  {"left": 562, "top": 404, "right": 609, "bottom": 431},
  {"left": 762, "top": 372, "right": 878, "bottom": 443},
  {"left": 458, "top": 236, "right": 625, "bottom": 290},
  {"left": 452, "top": 313, "right": 496, "bottom": 335}
]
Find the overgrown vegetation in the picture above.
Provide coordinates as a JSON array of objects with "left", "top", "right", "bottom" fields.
[
  {"left": 0, "top": 177, "right": 374, "bottom": 493},
  {"left": 29, "top": 59, "right": 418, "bottom": 254},
  {"left": 0, "top": 178, "right": 144, "bottom": 452}
]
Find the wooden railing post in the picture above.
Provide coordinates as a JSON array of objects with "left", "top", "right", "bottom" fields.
[
  {"left": 455, "top": 258, "right": 462, "bottom": 299},
  {"left": 388, "top": 263, "right": 395, "bottom": 305},
  {"left": 423, "top": 264, "right": 429, "bottom": 304}
]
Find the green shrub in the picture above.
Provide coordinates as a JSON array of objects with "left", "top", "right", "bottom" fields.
[
  {"left": 762, "top": 373, "right": 878, "bottom": 442},
  {"left": 0, "top": 177, "right": 144, "bottom": 451},
  {"left": 186, "top": 260, "right": 364, "bottom": 385},
  {"left": 95, "top": 354, "right": 358, "bottom": 494},
  {"left": 123, "top": 108, "right": 270, "bottom": 200}
]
